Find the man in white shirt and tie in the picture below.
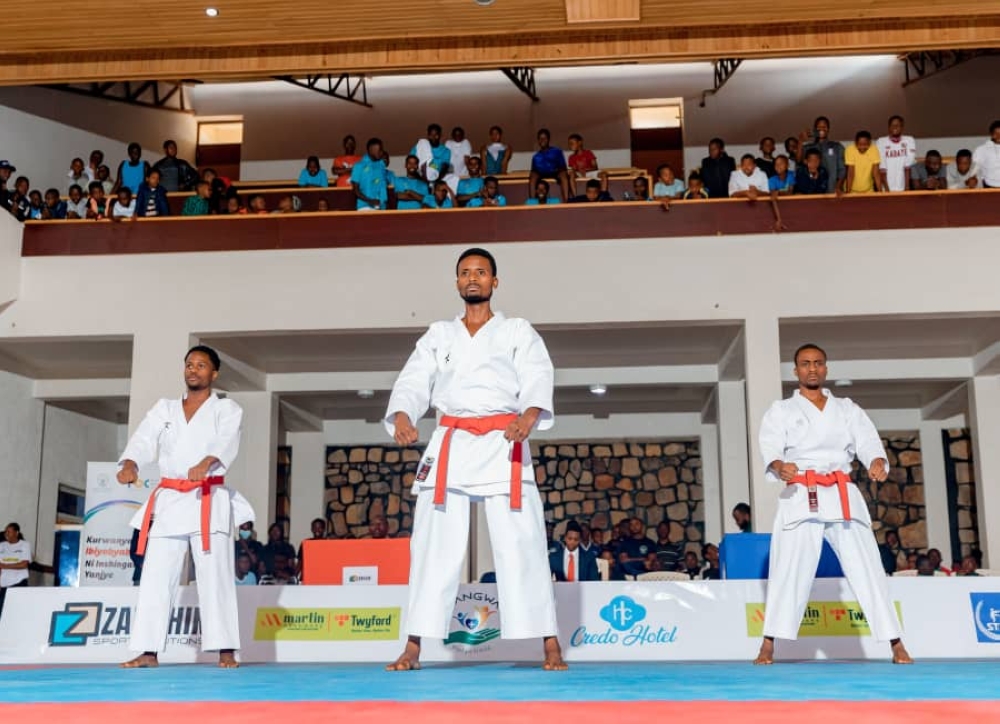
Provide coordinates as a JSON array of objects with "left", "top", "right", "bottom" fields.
[
  {"left": 550, "top": 521, "right": 599, "bottom": 582},
  {"left": 753, "top": 343, "right": 913, "bottom": 665}
]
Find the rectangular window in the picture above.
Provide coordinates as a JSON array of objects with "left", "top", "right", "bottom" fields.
[
  {"left": 197, "top": 121, "right": 244, "bottom": 145},
  {"left": 629, "top": 99, "right": 683, "bottom": 130}
]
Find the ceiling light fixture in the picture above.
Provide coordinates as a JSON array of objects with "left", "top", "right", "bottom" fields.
[
  {"left": 589, "top": 384, "right": 608, "bottom": 396},
  {"left": 357, "top": 389, "right": 375, "bottom": 399},
  {"left": 833, "top": 379, "right": 854, "bottom": 387},
  {"left": 205, "top": 7, "right": 219, "bottom": 17}
]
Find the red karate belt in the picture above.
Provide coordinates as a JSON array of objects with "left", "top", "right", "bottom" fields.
[
  {"left": 788, "top": 469, "right": 852, "bottom": 520},
  {"left": 136, "top": 476, "right": 226, "bottom": 556},
  {"left": 436, "top": 414, "right": 524, "bottom": 509}
]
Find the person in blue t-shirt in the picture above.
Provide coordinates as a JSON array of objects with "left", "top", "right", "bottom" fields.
[
  {"left": 298, "top": 156, "right": 329, "bottom": 188},
  {"left": 529, "top": 128, "right": 571, "bottom": 202},
  {"left": 467, "top": 176, "right": 507, "bottom": 207},
  {"left": 393, "top": 155, "right": 429, "bottom": 210},
  {"left": 456, "top": 156, "right": 485, "bottom": 207},
  {"left": 351, "top": 138, "right": 393, "bottom": 211},
  {"left": 525, "top": 179, "right": 561, "bottom": 205},
  {"left": 768, "top": 154, "right": 796, "bottom": 195},
  {"left": 421, "top": 179, "right": 455, "bottom": 209}
]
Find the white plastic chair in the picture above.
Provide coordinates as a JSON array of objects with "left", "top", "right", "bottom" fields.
[{"left": 595, "top": 557, "right": 610, "bottom": 582}]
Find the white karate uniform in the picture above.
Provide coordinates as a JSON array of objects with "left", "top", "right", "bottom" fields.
[
  {"left": 445, "top": 138, "right": 473, "bottom": 178},
  {"left": 121, "top": 392, "right": 253, "bottom": 653},
  {"left": 385, "top": 311, "right": 558, "bottom": 640},
  {"left": 758, "top": 389, "right": 901, "bottom": 642},
  {"left": 413, "top": 138, "right": 461, "bottom": 193}
]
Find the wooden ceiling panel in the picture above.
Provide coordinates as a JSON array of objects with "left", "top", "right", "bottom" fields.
[{"left": 1, "top": 1, "right": 1000, "bottom": 84}]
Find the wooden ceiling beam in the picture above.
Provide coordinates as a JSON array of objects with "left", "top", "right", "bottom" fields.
[{"left": 1, "top": 16, "right": 998, "bottom": 85}]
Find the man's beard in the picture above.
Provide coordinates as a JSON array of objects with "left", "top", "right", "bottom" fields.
[
  {"left": 186, "top": 380, "right": 209, "bottom": 391},
  {"left": 803, "top": 381, "right": 821, "bottom": 390},
  {"left": 461, "top": 290, "right": 492, "bottom": 304}
]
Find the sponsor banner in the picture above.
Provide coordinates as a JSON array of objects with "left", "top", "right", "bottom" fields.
[
  {"left": 3, "top": 578, "right": 1000, "bottom": 664},
  {"left": 969, "top": 592, "right": 1000, "bottom": 643},
  {"left": 745, "top": 600, "right": 904, "bottom": 637},
  {"left": 81, "top": 462, "right": 158, "bottom": 587},
  {"left": 254, "top": 607, "right": 399, "bottom": 641}
]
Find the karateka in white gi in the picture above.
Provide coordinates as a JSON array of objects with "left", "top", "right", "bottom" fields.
[
  {"left": 117, "top": 345, "right": 252, "bottom": 668},
  {"left": 754, "top": 343, "right": 913, "bottom": 665},
  {"left": 384, "top": 248, "right": 566, "bottom": 672}
]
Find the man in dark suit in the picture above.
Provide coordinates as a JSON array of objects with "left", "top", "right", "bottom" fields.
[{"left": 550, "top": 521, "right": 600, "bottom": 582}]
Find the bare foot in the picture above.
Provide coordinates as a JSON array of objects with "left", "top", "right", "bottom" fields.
[
  {"left": 753, "top": 637, "right": 774, "bottom": 665},
  {"left": 121, "top": 653, "right": 158, "bottom": 669},
  {"left": 386, "top": 636, "right": 421, "bottom": 672},
  {"left": 218, "top": 650, "right": 240, "bottom": 669},
  {"left": 542, "top": 636, "right": 568, "bottom": 671},
  {"left": 891, "top": 639, "right": 914, "bottom": 664}
]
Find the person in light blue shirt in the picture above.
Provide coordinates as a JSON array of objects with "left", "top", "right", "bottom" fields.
[
  {"left": 653, "top": 164, "right": 686, "bottom": 199},
  {"left": 393, "top": 155, "right": 429, "bottom": 210},
  {"left": 298, "top": 156, "right": 329, "bottom": 187},
  {"left": 466, "top": 176, "right": 507, "bottom": 207},
  {"left": 411, "top": 124, "right": 452, "bottom": 181},
  {"left": 481, "top": 125, "right": 511, "bottom": 176},
  {"left": 525, "top": 179, "right": 561, "bottom": 205},
  {"left": 768, "top": 155, "right": 796, "bottom": 194},
  {"left": 421, "top": 179, "right": 455, "bottom": 208},
  {"left": 456, "top": 156, "right": 485, "bottom": 206},
  {"left": 351, "top": 138, "right": 393, "bottom": 210},
  {"left": 235, "top": 554, "right": 257, "bottom": 586}
]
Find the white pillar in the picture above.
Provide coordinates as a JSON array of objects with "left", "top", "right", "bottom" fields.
[
  {"left": 716, "top": 380, "right": 751, "bottom": 534},
  {"left": 918, "top": 422, "right": 952, "bottom": 560},
  {"left": 968, "top": 376, "right": 1000, "bottom": 567},
  {"left": 226, "top": 391, "right": 279, "bottom": 531},
  {"left": 743, "top": 316, "right": 783, "bottom": 533},
  {"left": 699, "top": 423, "right": 722, "bottom": 544},
  {"left": 286, "top": 431, "right": 326, "bottom": 547},
  {"left": 125, "top": 329, "right": 192, "bottom": 436}
]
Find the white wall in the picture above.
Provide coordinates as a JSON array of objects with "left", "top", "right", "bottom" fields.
[
  {"left": 35, "top": 407, "right": 121, "bottom": 565},
  {"left": 0, "top": 207, "right": 21, "bottom": 308},
  {"left": 0, "top": 371, "right": 44, "bottom": 550},
  {"left": 0, "top": 86, "right": 197, "bottom": 193},
  {"left": 189, "top": 55, "right": 1000, "bottom": 179}
]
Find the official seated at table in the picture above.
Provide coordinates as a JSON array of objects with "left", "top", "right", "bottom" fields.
[{"left": 550, "top": 521, "right": 600, "bottom": 582}]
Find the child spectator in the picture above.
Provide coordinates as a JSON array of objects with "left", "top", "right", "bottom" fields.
[
  {"left": 114, "top": 143, "right": 151, "bottom": 195},
  {"left": 182, "top": 181, "right": 213, "bottom": 215},
  {"left": 628, "top": 176, "right": 651, "bottom": 201},
  {"left": 298, "top": 156, "right": 329, "bottom": 188},
  {"left": 567, "top": 133, "right": 603, "bottom": 194},
  {"left": 768, "top": 155, "right": 796, "bottom": 195},
  {"left": 66, "top": 157, "right": 91, "bottom": 193},
  {"left": 793, "top": 148, "right": 830, "bottom": 195},
  {"left": 683, "top": 172, "right": 709, "bottom": 200},
  {"left": 88, "top": 150, "right": 104, "bottom": 181},
  {"left": 136, "top": 169, "right": 169, "bottom": 217},
  {"left": 332, "top": 135, "right": 363, "bottom": 188},
  {"left": 525, "top": 179, "right": 560, "bottom": 205},
  {"left": 248, "top": 194, "right": 268, "bottom": 214},
  {"left": 86, "top": 181, "right": 106, "bottom": 219},
  {"left": 273, "top": 195, "right": 302, "bottom": 214},
  {"left": 467, "top": 176, "right": 507, "bottom": 207},
  {"left": 26, "top": 190, "right": 44, "bottom": 220},
  {"left": 947, "top": 149, "right": 980, "bottom": 189},
  {"left": 42, "top": 189, "right": 67, "bottom": 220},
  {"left": 316, "top": 199, "right": 330, "bottom": 212},
  {"left": 8, "top": 176, "right": 30, "bottom": 221},
  {"left": 653, "top": 164, "right": 685, "bottom": 199},
  {"left": 201, "top": 168, "right": 229, "bottom": 213},
  {"left": 97, "top": 165, "right": 114, "bottom": 196},
  {"left": 844, "top": 131, "right": 883, "bottom": 194},
  {"left": 480, "top": 125, "right": 511, "bottom": 176},
  {"left": 569, "top": 178, "right": 612, "bottom": 203},
  {"left": 108, "top": 188, "right": 137, "bottom": 221},
  {"left": 225, "top": 194, "right": 245, "bottom": 215},
  {"left": 66, "top": 184, "right": 87, "bottom": 219},
  {"left": 421, "top": 180, "right": 455, "bottom": 208}
]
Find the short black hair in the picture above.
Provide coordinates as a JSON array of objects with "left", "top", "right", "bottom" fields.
[
  {"left": 855, "top": 130, "right": 872, "bottom": 142},
  {"left": 990, "top": 120, "right": 1000, "bottom": 135},
  {"left": 87, "top": 181, "right": 102, "bottom": 192},
  {"left": 537, "top": 128, "right": 551, "bottom": 138},
  {"left": 490, "top": 125, "right": 503, "bottom": 135},
  {"left": 586, "top": 179, "right": 602, "bottom": 190},
  {"left": 957, "top": 149, "right": 972, "bottom": 159},
  {"left": 814, "top": 115, "right": 830, "bottom": 127},
  {"left": 688, "top": 171, "right": 702, "bottom": 181},
  {"left": 793, "top": 343, "right": 827, "bottom": 364},
  {"left": 163, "top": 139, "right": 177, "bottom": 149},
  {"left": 701, "top": 542, "right": 718, "bottom": 556},
  {"left": 5, "top": 522, "right": 23, "bottom": 540},
  {"left": 344, "top": 134, "right": 356, "bottom": 144},
  {"left": 760, "top": 136, "right": 775, "bottom": 145},
  {"left": 451, "top": 126, "right": 464, "bottom": 135},
  {"left": 741, "top": 153, "right": 756, "bottom": 163},
  {"left": 306, "top": 155, "right": 320, "bottom": 166},
  {"left": 926, "top": 149, "right": 942, "bottom": 159},
  {"left": 456, "top": 247, "right": 497, "bottom": 276},
  {"left": 484, "top": 175, "right": 499, "bottom": 185},
  {"left": 127, "top": 142, "right": 141, "bottom": 154},
  {"left": 186, "top": 344, "right": 221, "bottom": 371},
  {"left": 568, "top": 133, "right": 583, "bottom": 142},
  {"left": 805, "top": 148, "right": 822, "bottom": 160},
  {"left": 44, "top": 187, "right": 60, "bottom": 197},
  {"left": 406, "top": 154, "right": 419, "bottom": 163},
  {"left": 656, "top": 163, "right": 673, "bottom": 175},
  {"left": 732, "top": 503, "right": 751, "bottom": 515},
  {"left": 69, "top": 184, "right": 83, "bottom": 194},
  {"left": 71, "top": 157, "right": 84, "bottom": 165},
  {"left": 565, "top": 520, "right": 583, "bottom": 535},
  {"left": 366, "top": 137, "right": 383, "bottom": 151},
  {"left": 888, "top": 114, "right": 905, "bottom": 125},
  {"left": 427, "top": 123, "right": 442, "bottom": 135},
  {"left": 709, "top": 137, "right": 725, "bottom": 149},
  {"left": 536, "top": 179, "right": 550, "bottom": 191},
  {"left": 312, "top": 517, "right": 326, "bottom": 528}
]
